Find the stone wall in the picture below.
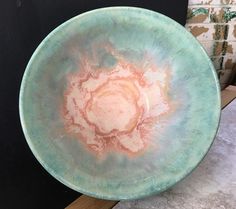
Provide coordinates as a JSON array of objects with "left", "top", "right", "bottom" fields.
[{"left": 186, "top": 0, "right": 236, "bottom": 88}]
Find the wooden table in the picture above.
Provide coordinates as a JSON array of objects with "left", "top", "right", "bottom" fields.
[{"left": 66, "top": 85, "right": 236, "bottom": 209}]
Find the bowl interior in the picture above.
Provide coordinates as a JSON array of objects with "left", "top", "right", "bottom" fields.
[{"left": 20, "top": 7, "right": 220, "bottom": 200}]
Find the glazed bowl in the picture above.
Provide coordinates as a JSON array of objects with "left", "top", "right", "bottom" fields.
[{"left": 19, "top": 7, "right": 220, "bottom": 200}]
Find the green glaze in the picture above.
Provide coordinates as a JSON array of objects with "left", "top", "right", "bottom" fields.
[
  {"left": 19, "top": 7, "right": 221, "bottom": 200},
  {"left": 187, "top": 8, "right": 209, "bottom": 19},
  {"left": 224, "top": 8, "right": 236, "bottom": 22}
]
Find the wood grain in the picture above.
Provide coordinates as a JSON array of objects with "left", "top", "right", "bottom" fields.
[
  {"left": 65, "top": 85, "right": 236, "bottom": 209},
  {"left": 221, "top": 85, "right": 236, "bottom": 109},
  {"left": 65, "top": 195, "right": 118, "bottom": 209}
]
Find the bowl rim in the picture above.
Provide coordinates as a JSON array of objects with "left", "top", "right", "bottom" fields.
[{"left": 19, "top": 6, "right": 221, "bottom": 200}]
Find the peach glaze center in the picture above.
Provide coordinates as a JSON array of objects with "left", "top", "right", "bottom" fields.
[{"left": 63, "top": 55, "right": 171, "bottom": 157}]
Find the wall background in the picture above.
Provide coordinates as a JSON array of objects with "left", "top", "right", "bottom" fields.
[{"left": 186, "top": 0, "right": 236, "bottom": 88}]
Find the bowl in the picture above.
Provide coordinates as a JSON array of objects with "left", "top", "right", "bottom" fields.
[{"left": 19, "top": 7, "right": 221, "bottom": 200}]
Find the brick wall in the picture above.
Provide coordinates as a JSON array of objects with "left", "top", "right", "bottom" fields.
[{"left": 186, "top": 0, "right": 236, "bottom": 88}]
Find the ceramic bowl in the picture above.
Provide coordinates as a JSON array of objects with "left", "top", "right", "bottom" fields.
[{"left": 19, "top": 7, "right": 220, "bottom": 200}]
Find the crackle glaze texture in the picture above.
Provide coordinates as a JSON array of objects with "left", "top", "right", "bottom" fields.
[{"left": 19, "top": 7, "right": 220, "bottom": 199}]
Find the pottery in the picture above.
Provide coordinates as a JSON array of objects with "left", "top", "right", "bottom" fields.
[{"left": 19, "top": 7, "right": 221, "bottom": 200}]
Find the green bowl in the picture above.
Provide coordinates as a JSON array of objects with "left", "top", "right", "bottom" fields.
[{"left": 19, "top": 7, "right": 220, "bottom": 200}]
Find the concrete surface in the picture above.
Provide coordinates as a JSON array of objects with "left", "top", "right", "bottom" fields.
[{"left": 114, "top": 99, "right": 236, "bottom": 209}]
